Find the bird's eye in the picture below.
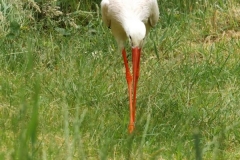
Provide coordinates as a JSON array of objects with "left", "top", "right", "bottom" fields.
[{"left": 129, "top": 36, "right": 132, "bottom": 40}]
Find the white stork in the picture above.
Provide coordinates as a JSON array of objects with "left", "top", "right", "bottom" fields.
[{"left": 101, "top": 0, "right": 159, "bottom": 133}]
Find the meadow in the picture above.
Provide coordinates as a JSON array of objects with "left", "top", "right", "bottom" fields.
[{"left": 0, "top": 0, "right": 240, "bottom": 159}]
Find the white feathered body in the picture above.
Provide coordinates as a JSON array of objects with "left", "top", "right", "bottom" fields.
[{"left": 101, "top": 0, "right": 159, "bottom": 49}]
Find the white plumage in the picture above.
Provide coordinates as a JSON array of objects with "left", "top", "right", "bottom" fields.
[
  {"left": 101, "top": 0, "right": 159, "bottom": 49},
  {"left": 101, "top": 0, "right": 159, "bottom": 133}
]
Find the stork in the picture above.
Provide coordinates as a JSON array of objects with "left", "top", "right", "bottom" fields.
[{"left": 101, "top": 0, "right": 159, "bottom": 133}]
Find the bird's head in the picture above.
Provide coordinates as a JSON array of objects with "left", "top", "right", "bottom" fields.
[
  {"left": 126, "top": 20, "right": 146, "bottom": 49},
  {"left": 125, "top": 20, "right": 146, "bottom": 60}
]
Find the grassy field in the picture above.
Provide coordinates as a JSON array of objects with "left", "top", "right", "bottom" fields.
[{"left": 1, "top": 0, "right": 240, "bottom": 159}]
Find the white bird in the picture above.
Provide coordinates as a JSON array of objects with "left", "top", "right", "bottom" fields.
[{"left": 101, "top": 0, "right": 159, "bottom": 133}]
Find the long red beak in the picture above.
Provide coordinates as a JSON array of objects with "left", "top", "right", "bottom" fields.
[{"left": 131, "top": 47, "right": 141, "bottom": 132}]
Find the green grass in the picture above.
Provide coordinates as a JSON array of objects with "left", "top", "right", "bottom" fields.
[{"left": 1, "top": 0, "right": 240, "bottom": 159}]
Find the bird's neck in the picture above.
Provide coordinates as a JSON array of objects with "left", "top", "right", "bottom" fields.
[{"left": 123, "top": 19, "right": 144, "bottom": 34}]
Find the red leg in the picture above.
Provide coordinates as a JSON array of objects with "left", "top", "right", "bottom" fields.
[{"left": 122, "top": 49, "right": 134, "bottom": 133}]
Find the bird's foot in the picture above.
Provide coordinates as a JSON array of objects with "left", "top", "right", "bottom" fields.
[{"left": 128, "top": 123, "right": 135, "bottom": 134}]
